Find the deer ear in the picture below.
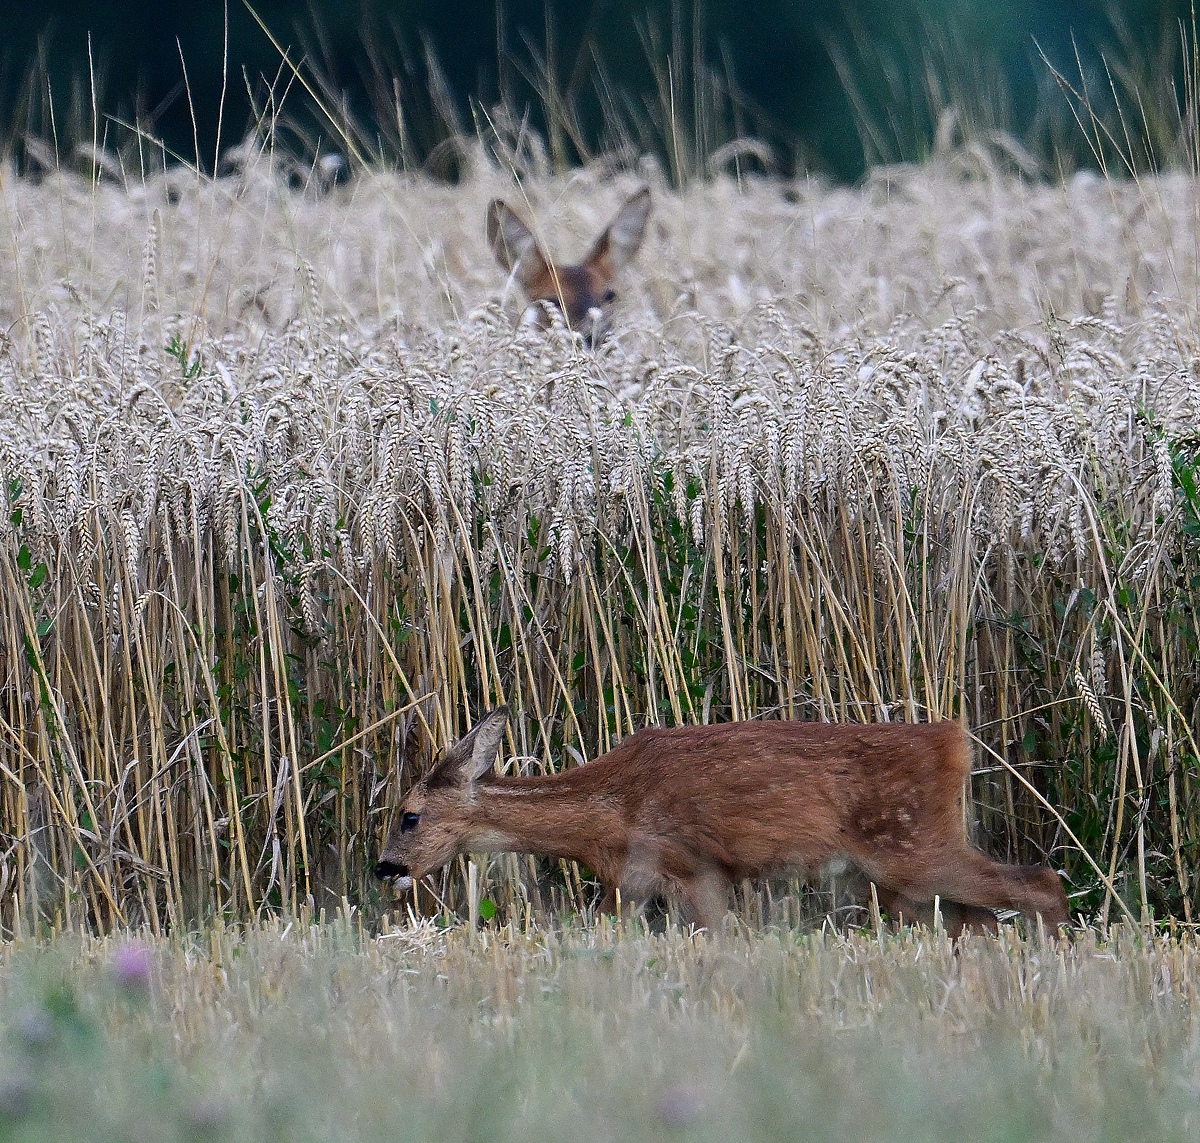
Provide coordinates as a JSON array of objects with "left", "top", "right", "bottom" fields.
[
  {"left": 487, "top": 200, "right": 550, "bottom": 291},
  {"left": 583, "top": 186, "right": 651, "bottom": 275},
  {"left": 433, "top": 706, "right": 509, "bottom": 787}
]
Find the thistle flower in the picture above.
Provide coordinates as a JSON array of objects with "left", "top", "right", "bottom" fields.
[{"left": 112, "top": 944, "right": 154, "bottom": 996}]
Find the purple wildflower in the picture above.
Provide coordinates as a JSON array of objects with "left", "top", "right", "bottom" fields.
[
  {"left": 655, "top": 1082, "right": 706, "bottom": 1128},
  {"left": 112, "top": 943, "right": 154, "bottom": 995}
]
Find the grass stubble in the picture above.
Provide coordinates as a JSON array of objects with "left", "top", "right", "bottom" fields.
[{"left": 2, "top": 916, "right": 1200, "bottom": 1141}]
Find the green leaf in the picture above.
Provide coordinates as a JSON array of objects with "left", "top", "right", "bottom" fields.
[{"left": 478, "top": 897, "right": 496, "bottom": 921}]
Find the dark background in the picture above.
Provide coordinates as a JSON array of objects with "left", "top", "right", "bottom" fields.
[{"left": 1, "top": 2, "right": 1192, "bottom": 180}]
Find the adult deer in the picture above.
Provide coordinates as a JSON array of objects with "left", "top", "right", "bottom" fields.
[
  {"left": 373, "top": 707, "right": 1069, "bottom": 934},
  {"left": 486, "top": 186, "right": 650, "bottom": 344}
]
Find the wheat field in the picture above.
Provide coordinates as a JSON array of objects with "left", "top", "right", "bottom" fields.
[{"left": 1, "top": 144, "right": 1199, "bottom": 933}]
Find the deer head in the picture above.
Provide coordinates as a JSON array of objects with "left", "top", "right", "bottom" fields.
[
  {"left": 486, "top": 187, "right": 651, "bottom": 344},
  {"left": 373, "top": 707, "right": 510, "bottom": 892}
]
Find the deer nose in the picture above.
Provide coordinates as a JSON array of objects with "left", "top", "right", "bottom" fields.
[
  {"left": 584, "top": 310, "right": 607, "bottom": 347},
  {"left": 373, "top": 860, "right": 410, "bottom": 880}
]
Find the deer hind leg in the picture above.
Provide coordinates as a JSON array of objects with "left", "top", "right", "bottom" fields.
[
  {"left": 873, "top": 885, "right": 999, "bottom": 937},
  {"left": 889, "top": 846, "right": 1069, "bottom": 929}
]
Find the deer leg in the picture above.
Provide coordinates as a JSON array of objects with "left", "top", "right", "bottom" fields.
[
  {"left": 598, "top": 884, "right": 642, "bottom": 923},
  {"left": 675, "top": 867, "right": 731, "bottom": 931},
  {"left": 940, "top": 902, "right": 1002, "bottom": 936},
  {"left": 906, "top": 847, "right": 1069, "bottom": 928},
  {"left": 873, "top": 885, "right": 999, "bottom": 937}
]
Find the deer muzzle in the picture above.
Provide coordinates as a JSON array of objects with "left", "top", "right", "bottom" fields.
[{"left": 372, "top": 860, "right": 413, "bottom": 892}]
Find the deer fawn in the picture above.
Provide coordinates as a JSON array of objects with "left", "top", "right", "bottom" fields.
[
  {"left": 373, "top": 707, "right": 1070, "bottom": 935},
  {"left": 486, "top": 186, "right": 651, "bottom": 344}
]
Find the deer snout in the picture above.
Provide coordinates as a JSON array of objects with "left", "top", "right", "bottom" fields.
[
  {"left": 373, "top": 859, "right": 409, "bottom": 880},
  {"left": 584, "top": 306, "right": 606, "bottom": 345}
]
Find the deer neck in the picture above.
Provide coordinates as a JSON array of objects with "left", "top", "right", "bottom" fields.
[{"left": 464, "top": 775, "right": 622, "bottom": 871}]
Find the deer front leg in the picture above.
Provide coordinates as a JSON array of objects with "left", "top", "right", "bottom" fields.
[
  {"left": 676, "top": 867, "right": 731, "bottom": 931},
  {"left": 597, "top": 885, "right": 637, "bottom": 921}
]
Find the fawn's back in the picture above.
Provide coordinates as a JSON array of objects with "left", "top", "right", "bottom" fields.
[{"left": 552, "top": 720, "right": 969, "bottom": 879}]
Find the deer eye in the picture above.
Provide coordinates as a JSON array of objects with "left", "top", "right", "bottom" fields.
[
  {"left": 601, "top": 289, "right": 617, "bottom": 305},
  {"left": 400, "top": 812, "right": 420, "bottom": 833}
]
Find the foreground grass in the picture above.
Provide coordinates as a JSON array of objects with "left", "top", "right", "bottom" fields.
[{"left": 1, "top": 917, "right": 1199, "bottom": 1141}]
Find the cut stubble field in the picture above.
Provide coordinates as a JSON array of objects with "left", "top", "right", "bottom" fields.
[
  {"left": 4, "top": 918, "right": 1200, "bottom": 1142},
  {"left": 2, "top": 144, "right": 1200, "bottom": 1134}
]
